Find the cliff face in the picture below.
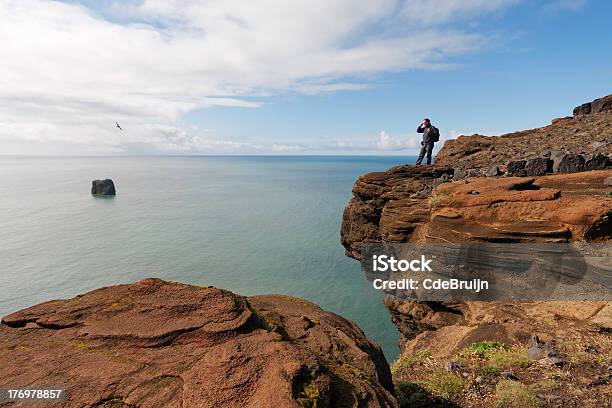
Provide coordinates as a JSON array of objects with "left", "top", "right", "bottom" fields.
[
  {"left": 341, "top": 165, "right": 454, "bottom": 260},
  {"left": 0, "top": 279, "right": 397, "bottom": 408},
  {"left": 342, "top": 169, "right": 612, "bottom": 259},
  {"left": 341, "top": 95, "right": 612, "bottom": 405}
]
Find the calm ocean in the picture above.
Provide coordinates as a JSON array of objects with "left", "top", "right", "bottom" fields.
[{"left": 0, "top": 156, "right": 414, "bottom": 360}]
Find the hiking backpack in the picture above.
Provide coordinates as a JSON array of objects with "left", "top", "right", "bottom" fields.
[{"left": 429, "top": 126, "right": 440, "bottom": 142}]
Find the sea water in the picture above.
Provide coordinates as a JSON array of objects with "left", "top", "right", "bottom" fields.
[{"left": 0, "top": 155, "right": 414, "bottom": 360}]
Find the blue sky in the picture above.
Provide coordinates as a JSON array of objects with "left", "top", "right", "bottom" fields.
[{"left": 1, "top": 0, "right": 610, "bottom": 155}]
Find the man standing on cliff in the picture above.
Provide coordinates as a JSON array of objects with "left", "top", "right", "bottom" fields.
[{"left": 415, "top": 118, "right": 440, "bottom": 165}]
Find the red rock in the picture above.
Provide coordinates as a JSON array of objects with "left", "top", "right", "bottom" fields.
[{"left": 0, "top": 279, "right": 397, "bottom": 407}]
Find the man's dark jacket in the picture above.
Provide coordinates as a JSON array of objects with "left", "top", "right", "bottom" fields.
[{"left": 417, "top": 125, "right": 434, "bottom": 144}]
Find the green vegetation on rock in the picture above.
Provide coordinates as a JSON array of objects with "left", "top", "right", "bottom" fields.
[
  {"left": 494, "top": 380, "right": 541, "bottom": 408},
  {"left": 423, "top": 369, "right": 465, "bottom": 399},
  {"left": 460, "top": 341, "right": 507, "bottom": 359},
  {"left": 391, "top": 349, "right": 432, "bottom": 376},
  {"left": 485, "top": 346, "right": 532, "bottom": 372}
]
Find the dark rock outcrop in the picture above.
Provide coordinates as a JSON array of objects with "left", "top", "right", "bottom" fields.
[
  {"left": 586, "top": 153, "right": 611, "bottom": 170},
  {"left": 573, "top": 94, "right": 612, "bottom": 116},
  {"left": 557, "top": 153, "right": 585, "bottom": 173},
  {"left": 509, "top": 153, "right": 606, "bottom": 177},
  {"left": 507, "top": 160, "right": 527, "bottom": 176},
  {"left": 0, "top": 279, "right": 398, "bottom": 408},
  {"left": 527, "top": 335, "right": 558, "bottom": 360},
  {"left": 91, "top": 179, "right": 116, "bottom": 196},
  {"left": 525, "top": 157, "right": 553, "bottom": 176}
]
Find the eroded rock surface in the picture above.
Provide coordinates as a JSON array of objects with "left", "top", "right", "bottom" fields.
[
  {"left": 340, "top": 165, "right": 454, "bottom": 260},
  {"left": 342, "top": 169, "right": 612, "bottom": 259},
  {"left": 0, "top": 279, "right": 397, "bottom": 408}
]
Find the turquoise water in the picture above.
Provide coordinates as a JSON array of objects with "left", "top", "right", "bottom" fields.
[{"left": 0, "top": 156, "right": 412, "bottom": 360}]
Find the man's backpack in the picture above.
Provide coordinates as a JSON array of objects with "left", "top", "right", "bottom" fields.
[{"left": 429, "top": 126, "right": 440, "bottom": 142}]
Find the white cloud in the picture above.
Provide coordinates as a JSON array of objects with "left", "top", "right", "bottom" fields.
[
  {"left": 375, "top": 128, "right": 467, "bottom": 152},
  {"left": 377, "top": 130, "right": 420, "bottom": 150},
  {"left": 402, "top": 0, "right": 520, "bottom": 25},
  {"left": 295, "top": 83, "right": 370, "bottom": 95},
  {"left": 0, "top": 0, "right": 519, "bottom": 154}
]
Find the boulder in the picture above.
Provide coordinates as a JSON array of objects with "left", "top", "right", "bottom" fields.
[
  {"left": 0, "top": 279, "right": 397, "bottom": 408},
  {"left": 557, "top": 154, "right": 585, "bottom": 173},
  {"left": 507, "top": 160, "right": 527, "bottom": 177},
  {"left": 585, "top": 153, "right": 611, "bottom": 171},
  {"left": 453, "top": 168, "right": 467, "bottom": 180},
  {"left": 444, "top": 361, "right": 464, "bottom": 373},
  {"left": 91, "top": 179, "right": 116, "bottom": 196},
  {"left": 484, "top": 165, "right": 500, "bottom": 177},
  {"left": 467, "top": 168, "right": 480, "bottom": 178},
  {"left": 527, "top": 335, "right": 558, "bottom": 360},
  {"left": 439, "top": 173, "right": 452, "bottom": 183},
  {"left": 525, "top": 157, "right": 553, "bottom": 176}
]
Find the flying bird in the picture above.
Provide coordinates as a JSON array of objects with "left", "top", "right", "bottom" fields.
[{"left": 115, "top": 122, "right": 123, "bottom": 131}]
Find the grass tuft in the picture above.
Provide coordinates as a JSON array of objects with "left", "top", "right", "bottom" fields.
[
  {"left": 494, "top": 380, "right": 541, "bottom": 408},
  {"left": 423, "top": 369, "right": 465, "bottom": 399},
  {"left": 485, "top": 346, "right": 531, "bottom": 372},
  {"left": 392, "top": 349, "right": 432, "bottom": 376}
]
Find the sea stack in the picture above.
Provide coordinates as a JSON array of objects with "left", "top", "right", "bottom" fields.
[{"left": 91, "top": 179, "right": 116, "bottom": 196}]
